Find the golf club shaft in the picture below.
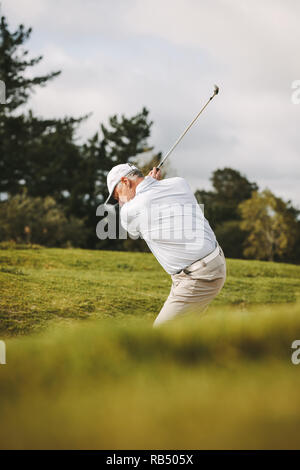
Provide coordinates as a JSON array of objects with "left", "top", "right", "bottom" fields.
[{"left": 157, "top": 86, "right": 219, "bottom": 170}]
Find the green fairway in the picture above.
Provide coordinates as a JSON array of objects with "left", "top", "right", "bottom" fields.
[
  {"left": 1, "top": 246, "right": 300, "bottom": 335},
  {"left": 0, "top": 247, "right": 300, "bottom": 449}
]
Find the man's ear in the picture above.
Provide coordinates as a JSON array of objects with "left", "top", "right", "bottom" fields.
[{"left": 121, "top": 176, "right": 130, "bottom": 186}]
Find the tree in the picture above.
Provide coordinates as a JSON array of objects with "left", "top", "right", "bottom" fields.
[
  {"left": 0, "top": 9, "right": 88, "bottom": 200},
  {"left": 82, "top": 108, "right": 162, "bottom": 249},
  {"left": 214, "top": 220, "right": 245, "bottom": 259},
  {"left": 0, "top": 9, "right": 163, "bottom": 249},
  {"left": 0, "top": 191, "right": 88, "bottom": 247},
  {"left": 239, "top": 190, "right": 298, "bottom": 261},
  {"left": 0, "top": 14, "right": 60, "bottom": 114},
  {"left": 83, "top": 107, "right": 158, "bottom": 205},
  {"left": 211, "top": 168, "right": 258, "bottom": 203},
  {"left": 195, "top": 168, "right": 258, "bottom": 258},
  {"left": 195, "top": 168, "right": 258, "bottom": 228}
]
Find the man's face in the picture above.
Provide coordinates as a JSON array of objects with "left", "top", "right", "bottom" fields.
[{"left": 113, "top": 177, "right": 137, "bottom": 206}]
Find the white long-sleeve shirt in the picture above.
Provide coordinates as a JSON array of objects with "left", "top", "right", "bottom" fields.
[{"left": 120, "top": 176, "right": 217, "bottom": 275}]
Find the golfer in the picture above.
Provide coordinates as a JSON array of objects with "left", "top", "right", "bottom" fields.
[{"left": 105, "top": 163, "right": 226, "bottom": 327}]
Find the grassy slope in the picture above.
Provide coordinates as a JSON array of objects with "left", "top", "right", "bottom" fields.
[
  {"left": 0, "top": 247, "right": 300, "bottom": 335},
  {"left": 0, "top": 247, "right": 300, "bottom": 449}
]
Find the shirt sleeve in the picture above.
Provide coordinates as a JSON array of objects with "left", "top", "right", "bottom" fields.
[{"left": 120, "top": 203, "right": 140, "bottom": 238}]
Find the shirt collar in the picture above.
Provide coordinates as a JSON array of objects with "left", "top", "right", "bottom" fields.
[{"left": 135, "top": 175, "right": 156, "bottom": 195}]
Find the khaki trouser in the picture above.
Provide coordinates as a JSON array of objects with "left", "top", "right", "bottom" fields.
[{"left": 153, "top": 246, "right": 226, "bottom": 327}]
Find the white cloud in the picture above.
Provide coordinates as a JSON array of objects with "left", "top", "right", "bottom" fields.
[{"left": 2, "top": 0, "right": 300, "bottom": 206}]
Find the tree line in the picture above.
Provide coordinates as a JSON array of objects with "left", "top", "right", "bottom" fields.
[
  {"left": 195, "top": 169, "right": 300, "bottom": 262},
  {"left": 0, "top": 11, "right": 299, "bottom": 263}
]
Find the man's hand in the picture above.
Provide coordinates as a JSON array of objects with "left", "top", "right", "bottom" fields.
[{"left": 148, "top": 167, "right": 162, "bottom": 180}]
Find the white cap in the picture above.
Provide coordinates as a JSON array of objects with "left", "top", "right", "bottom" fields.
[{"left": 105, "top": 163, "right": 139, "bottom": 205}]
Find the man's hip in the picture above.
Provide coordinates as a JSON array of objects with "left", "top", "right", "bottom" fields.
[
  {"left": 172, "top": 244, "right": 226, "bottom": 283},
  {"left": 153, "top": 246, "right": 226, "bottom": 327}
]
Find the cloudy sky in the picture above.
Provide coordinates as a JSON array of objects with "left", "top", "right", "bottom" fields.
[{"left": 2, "top": 0, "right": 300, "bottom": 206}]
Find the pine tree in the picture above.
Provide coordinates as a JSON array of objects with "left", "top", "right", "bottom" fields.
[
  {"left": 0, "top": 14, "right": 60, "bottom": 114},
  {"left": 0, "top": 8, "right": 162, "bottom": 249},
  {"left": 0, "top": 10, "right": 88, "bottom": 199}
]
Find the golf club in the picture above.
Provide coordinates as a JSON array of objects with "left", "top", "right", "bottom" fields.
[{"left": 156, "top": 85, "right": 219, "bottom": 171}]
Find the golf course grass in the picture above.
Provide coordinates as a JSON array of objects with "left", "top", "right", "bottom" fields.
[{"left": 1, "top": 246, "right": 300, "bottom": 449}]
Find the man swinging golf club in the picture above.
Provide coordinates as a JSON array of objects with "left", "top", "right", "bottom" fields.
[{"left": 104, "top": 86, "right": 226, "bottom": 327}]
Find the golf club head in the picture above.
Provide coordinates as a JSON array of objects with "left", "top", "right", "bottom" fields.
[{"left": 214, "top": 85, "right": 219, "bottom": 95}]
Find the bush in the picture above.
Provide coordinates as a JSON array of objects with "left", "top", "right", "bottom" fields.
[
  {"left": 215, "top": 220, "right": 246, "bottom": 259},
  {"left": 0, "top": 193, "right": 88, "bottom": 247}
]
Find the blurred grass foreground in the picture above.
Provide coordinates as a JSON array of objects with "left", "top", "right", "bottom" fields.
[{"left": 0, "top": 246, "right": 300, "bottom": 449}]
